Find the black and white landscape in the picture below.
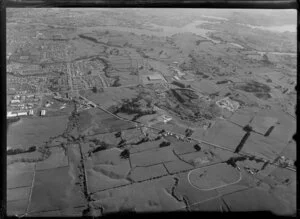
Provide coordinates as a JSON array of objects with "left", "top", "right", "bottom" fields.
[{"left": 6, "top": 8, "right": 296, "bottom": 216}]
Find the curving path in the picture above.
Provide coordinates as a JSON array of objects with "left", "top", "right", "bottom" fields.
[{"left": 187, "top": 163, "right": 242, "bottom": 191}]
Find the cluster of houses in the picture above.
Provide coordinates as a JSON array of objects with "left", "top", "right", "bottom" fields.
[
  {"left": 7, "top": 94, "right": 47, "bottom": 118},
  {"left": 9, "top": 94, "right": 40, "bottom": 110},
  {"left": 7, "top": 94, "right": 43, "bottom": 118}
]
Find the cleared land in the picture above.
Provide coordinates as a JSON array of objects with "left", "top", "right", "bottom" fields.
[
  {"left": 130, "top": 146, "right": 178, "bottom": 167},
  {"left": 129, "top": 164, "right": 168, "bottom": 182},
  {"left": 7, "top": 162, "right": 35, "bottom": 189},
  {"left": 90, "top": 176, "right": 185, "bottom": 214},
  {"left": 29, "top": 166, "right": 86, "bottom": 213},
  {"left": 241, "top": 133, "right": 287, "bottom": 160},
  {"left": 222, "top": 186, "right": 293, "bottom": 215},
  {"left": 86, "top": 148, "right": 131, "bottom": 192},
  {"left": 35, "top": 147, "right": 68, "bottom": 170},
  {"left": 202, "top": 120, "right": 245, "bottom": 151},
  {"left": 7, "top": 116, "right": 69, "bottom": 148}
]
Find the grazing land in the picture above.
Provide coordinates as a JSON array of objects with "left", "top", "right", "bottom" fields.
[{"left": 7, "top": 8, "right": 296, "bottom": 216}]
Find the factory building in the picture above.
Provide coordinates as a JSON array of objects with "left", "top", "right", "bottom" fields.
[
  {"left": 7, "top": 112, "right": 17, "bottom": 118},
  {"left": 29, "top": 110, "right": 34, "bottom": 116},
  {"left": 147, "top": 74, "right": 164, "bottom": 82},
  {"left": 17, "top": 112, "right": 28, "bottom": 116},
  {"left": 40, "top": 110, "right": 46, "bottom": 116},
  {"left": 172, "top": 80, "right": 187, "bottom": 88}
]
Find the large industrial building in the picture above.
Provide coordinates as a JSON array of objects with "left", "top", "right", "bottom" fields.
[
  {"left": 147, "top": 74, "right": 164, "bottom": 82},
  {"left": 7, "top": 111, "right": 28, "bottom": 118},
  {"left": 17, "top": 112, "right": 28, "bottom": 116},
  {"left": 7, "top": 112, "right": 17, "bottom": 118}
]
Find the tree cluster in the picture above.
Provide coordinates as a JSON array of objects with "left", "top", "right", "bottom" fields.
[
  {"left": 159, "top": 141, "right": 171, "bottom": 148},
  {"left": 120, "top": 149, "right": 130, "bottom": 159}
]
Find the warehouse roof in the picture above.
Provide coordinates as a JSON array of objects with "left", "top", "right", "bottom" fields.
[{"left": 147, "top": 74, "right": 164, "bottom": 81}]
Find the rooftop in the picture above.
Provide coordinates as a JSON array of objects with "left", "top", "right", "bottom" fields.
[{"left": 147, "top": 74, "right": 164, "bottom": 81}]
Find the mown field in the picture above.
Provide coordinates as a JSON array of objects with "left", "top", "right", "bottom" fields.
[{"left": 7, "top": 116, "right": 69, "bottom": 148}]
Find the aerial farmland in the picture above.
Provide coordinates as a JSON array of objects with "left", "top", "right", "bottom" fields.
[{"left": 6, "top": 8, "right": 296, "bottom": 216}]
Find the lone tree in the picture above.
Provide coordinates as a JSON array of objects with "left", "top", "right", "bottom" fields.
[
  {"left": 185, "top": 128, "right": 194, "bottom": 138},
  {"left": 262, "top": 53, "right": 271, "bottom": 64},
  {"left": 120, "top": 149, "right": 130, "bottom": 159},
  {"left": 92, "top": 86, "right": 97, "bottom": 93},
  {"left": 115, "top": 131, "right": 122, "bottom": 138},
  {"left": 159, "top": 141, "right": 171, "bottom": 148},
  {"left": 243, "top": 125, "right": 253, "bottom": 132},
  {"left": 118, "top": 139, "right": 127, "bottom": 147},
  {"left": 159, "top": 129, "right": 166, "bottom": 134},
  {"left": 194, "top": 144, "right": 201, "bottom": 151}
]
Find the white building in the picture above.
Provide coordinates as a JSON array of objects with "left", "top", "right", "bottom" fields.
[
  {"left": 147, "top": 74, "right": 164, "bottom": 81},
  {"left": 11, "top": 99, "right": 20, "bottom": 104},
  {"left": 40, "top": 110, "right": 46, "bottom": 116},
  {"left": 45, "top": 103, "right": 51, "bottom": 107},
  {"left": 17, "top": 112, "right": 28, "bottom": 116},
  {"left": 29, "top": 110, "right": 34, "bottom": 116},
  {"left": 162, "top": 115, "right": 172, "bottom": 123},
  {"left": 13, "top": 95, "right": 20, "bottom": 100},
  {"left": 177, "top": 70, "right": 185, "bottom": 77},
  {"left": 7, "top": 111, "right": 17, "bottom": 118},
  {"left": 174, "top": 76, "right": 180, "bottom": 81}
]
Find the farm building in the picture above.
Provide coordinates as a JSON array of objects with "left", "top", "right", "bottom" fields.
[
  {"left": 174, "top": 76, "right": 180, "bottom": 81},
  {"left": 45, "top": 102, "right": 51, "bottom": 107},
  {"left": 147, "top": 74, "right": 164, "bottom": 81},
  {"left": 162, "top": 115, "right": 172, "bottom": 123}
]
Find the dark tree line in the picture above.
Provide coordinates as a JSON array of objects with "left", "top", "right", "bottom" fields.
[{"left": 7, "top": 146, "right": 37, "bottom": 156}]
